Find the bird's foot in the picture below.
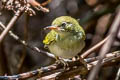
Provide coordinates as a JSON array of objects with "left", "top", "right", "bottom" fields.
[
  {"left": 80, "top": 58, "right": 87, "bottom": 68},
  {"left": 73, "top": 55, "right": 88, "bottom": 70},
  {"left": 56, "top": 59, "right": 69, "bottom": 70},
  {"left": 77, "top": 56, "right": 89, "bottom": 75}
]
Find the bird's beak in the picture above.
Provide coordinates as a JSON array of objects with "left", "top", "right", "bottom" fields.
[{"left": 44, "top": 25, "right": 60, "bottom": 30}]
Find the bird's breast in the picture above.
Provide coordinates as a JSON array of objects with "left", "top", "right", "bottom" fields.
[{"left": 48, "top": 35, "right": 85, "bottom": 59}]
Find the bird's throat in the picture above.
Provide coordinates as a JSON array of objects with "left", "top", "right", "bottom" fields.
[{"left": 57, "top": 31, "right": 72, "bottom": 39}]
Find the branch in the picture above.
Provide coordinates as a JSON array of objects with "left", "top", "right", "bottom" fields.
[
  {"left": 0, "top": 7, "right": 24, "bottom": 43},
  {"left": 0, "top": 51, "right": 119, "bottom": 80},
  {"left": 0, "top": 0, "right": 50, "bottom": 43},
  {"left": 27, "top": 0, "right": 49, "bottom": 12},
  {"left": 55, "top": 51, "right": 120, "bottom": 80},
  {"left": 0, "top": 22, "right": 55, "bottom": 59},
  {"left": 81, "top": 35, "right": 110, "bottom": 58},
  {"left": 115, "top": 67, "right": 120, "bottom": 80},
  {"left": 87, "top": 8, "right": 120, "bottom": 80}
]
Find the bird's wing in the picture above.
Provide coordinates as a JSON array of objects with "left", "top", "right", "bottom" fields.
[
  {"left": 43, "top": 30, "right": 58, "bottom": 46},
  {"left": 76, "top": 31, "right": 86, "bottom": 40}
]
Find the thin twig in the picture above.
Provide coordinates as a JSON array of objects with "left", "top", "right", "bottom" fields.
[
  {"left": 87, "top": 51, "right": 120, "bottom": 68},
  {"left": 115, "top": 66, "right": 120, "bottom": 80},
  {"left": 0, "top": 7, "right": 25, "bottom": 43},
  {"left": 41, "top": 0, "right": 51, "bottom": 6},
  {"left": 18, "top": 14, "right": 29, "bottom": 73},
  {"left": 56, "top": 51, "right": 120, "bottom": 80},
  {"left": 0, "top": 22, "right": 55, "bottom": 59},
  {"left": 85, "top": 51, "right": 120, "bottom": 63},
  {"left": 0, "top": 0, "right": 50, "bottom": 43},
  {"left": 0, "top": 51, "right": 119, "bottom": 80},
  {"left": 87, "top": 8, "right": 120, "bottom": 80},
  {"left": 27, "top": 0, "right": 49, "bottom": 12},
  {"left": 81, "top": 35, "right": 110, "bottom": 58}
]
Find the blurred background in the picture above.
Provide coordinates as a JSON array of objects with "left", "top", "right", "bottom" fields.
[{"left": 0, "top": 0, "right": 120, "bottom": 80}]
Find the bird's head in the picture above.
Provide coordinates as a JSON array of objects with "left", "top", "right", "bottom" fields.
[
  {"left": 44, "top": 16, "right": 84, "bottom": 34},
  {"left": 43, "top": 16, "right": 86, "bottom": 45}
]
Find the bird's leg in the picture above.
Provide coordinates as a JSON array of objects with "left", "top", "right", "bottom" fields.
[
  {"left": 55, "top": 56, "right": 61, "bottom": 64},
  {"left": 73, "top": 55, "right": 88, "bottom": 77},
  {"left": 55, "top": 56, "right": 69, "bottom": 69},
  {"left": 75, "top": 55, "right": 88, "bottom": 69},
  {"left": 79, "top": 56, "right": 87, "bottom": 68}
]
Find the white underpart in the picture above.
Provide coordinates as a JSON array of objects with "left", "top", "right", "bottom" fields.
[{"left": 48, "top": 34, "right": 85, "bottom": 59}]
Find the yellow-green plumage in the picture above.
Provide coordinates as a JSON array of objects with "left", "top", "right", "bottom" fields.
[
  {"left": 43, "top": 16, "right": 85, "bottom": 59},
  {"left": 43, "top": 30, "right": 58, "bottom": 45},
  {"left": 52, "top": 16, "right": 85, "bottom": 37}
]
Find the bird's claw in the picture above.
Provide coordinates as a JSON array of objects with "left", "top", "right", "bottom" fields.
[
  {"left": 56, "top": 59, "right": 69, "bottom": 70},
  {"left": 73, "top": 55, "right": 88, "bottom": 70}
]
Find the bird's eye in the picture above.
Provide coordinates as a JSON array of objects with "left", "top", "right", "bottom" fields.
[{"left": 61, "top": 22, "right": 67, "bottom": 27}]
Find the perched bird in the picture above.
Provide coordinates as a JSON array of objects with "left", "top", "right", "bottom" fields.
[{"left": 43, "top": 16, "right": 86, "bottom": 65}]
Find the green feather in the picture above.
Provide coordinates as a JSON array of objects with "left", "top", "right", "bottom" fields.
[
  {"left": 43, "top": 16, "right": 85, "bottom": 48},
  {"left": 43, "top": 30, "right": 58, "bottom": 45},
  {"left": 52, "top": 16, "right": 85, "bottom": 39}
]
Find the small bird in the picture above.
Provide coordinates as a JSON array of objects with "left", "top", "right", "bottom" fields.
[{"left": 43, "top": 16, "right": 86, "bottom": 66}]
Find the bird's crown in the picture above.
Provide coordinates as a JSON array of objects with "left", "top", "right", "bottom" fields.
[{"left": 52, "top": 16, "right": 84, "bottom": 33}]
